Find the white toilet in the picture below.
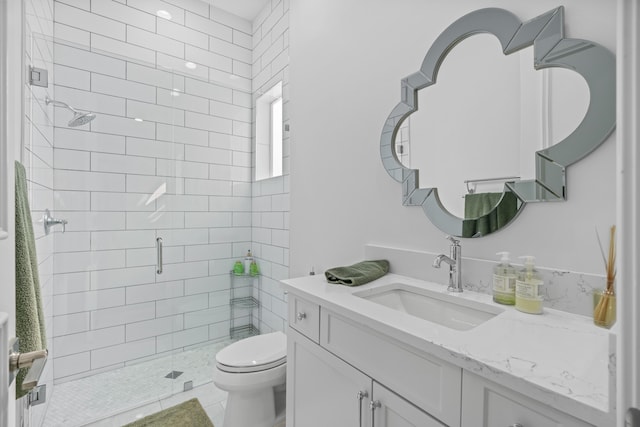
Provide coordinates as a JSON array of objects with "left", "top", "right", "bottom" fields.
[{"left": 213, "top": 331, "right": 287, "bottom": 427}]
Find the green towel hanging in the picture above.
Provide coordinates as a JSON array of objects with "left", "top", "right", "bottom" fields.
[
  {"left": 462, "top": 191, "right": 519, "bottom": 237},
  {"left": 15, "top": 161, "right": 47, "bottom": 398}
]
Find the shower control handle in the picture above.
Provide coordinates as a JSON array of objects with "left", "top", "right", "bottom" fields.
[
  {"left": 156, "top": 237, "right": 163, "bottom": 274},
  {"left": 297, "top": 312, "right": 306, "bottom": 321}
]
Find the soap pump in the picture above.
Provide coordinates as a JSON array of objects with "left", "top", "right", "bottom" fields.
[
  {"left": 244, "top": 250, "right": 253, "bottom": 274},
  {"left": 493, "top": 252, "right": 516, "bottom": 305},
  {"left": 515, "top": 256, "right": 544, "bottom": 314}
]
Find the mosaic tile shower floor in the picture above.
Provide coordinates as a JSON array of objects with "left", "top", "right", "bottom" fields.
[{"left": 42, "top": 339, "right": 234, "bottom": 427}]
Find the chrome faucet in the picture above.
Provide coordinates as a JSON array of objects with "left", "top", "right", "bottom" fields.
[{"left": 432, "top": 236, "right": 463, "bottom": 292}]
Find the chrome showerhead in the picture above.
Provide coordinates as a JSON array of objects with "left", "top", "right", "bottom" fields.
[
  {"left": 68, "top": 112, "right": 96, "bottom": 127},
  {"left": 45, "top": 96, "right": 96, "bottom": 127}
]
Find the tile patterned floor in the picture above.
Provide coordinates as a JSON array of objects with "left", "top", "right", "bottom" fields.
[
  {"left": 83, "top": 382, "right": 228, "bottom": 427},
  {"left": 42, "top": 339, "right": 233, "bottom": 427}
]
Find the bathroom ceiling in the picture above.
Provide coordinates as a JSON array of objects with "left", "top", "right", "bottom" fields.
[{"left": 198, "top": 0, "right": 271, "bottom": 21}]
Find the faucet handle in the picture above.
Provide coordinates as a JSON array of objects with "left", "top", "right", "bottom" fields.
[{"left": 445, "top": 235, "right": 460, "bottom": 245}]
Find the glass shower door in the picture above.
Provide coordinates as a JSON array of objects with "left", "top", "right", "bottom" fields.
[
  {"left": 47, "top": 21, "right": 250, "bottom": 422},
  {"left": 47, "top": 39, "right": 184, "bottom": 424}
]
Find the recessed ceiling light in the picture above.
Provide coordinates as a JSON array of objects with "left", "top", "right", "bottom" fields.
[
  {"left": 134, "top": 118, "right": 144, "bottom": 122},
  {"left": 156, "top": 10, "right": 172, "bottom": 20},
  {"left": 185, "top": 62, "right": 197, "bottom": 70}
]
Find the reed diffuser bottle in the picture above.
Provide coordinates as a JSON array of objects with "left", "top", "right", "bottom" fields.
[{"left": 593, "top": 226, "right": 616, "bottom": 328}]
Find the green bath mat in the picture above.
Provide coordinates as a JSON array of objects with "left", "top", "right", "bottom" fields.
[{"left": 122, "top": 398, "right": 214, "bottom": 427}]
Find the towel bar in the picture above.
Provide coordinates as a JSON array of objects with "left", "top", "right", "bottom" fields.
[{"left": 464, "top": 176, "right": 520, "bottom": 194}]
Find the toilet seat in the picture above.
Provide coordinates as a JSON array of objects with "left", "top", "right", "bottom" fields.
[{"left": 216, "top": 331, "right": 286, "bottom": 374}]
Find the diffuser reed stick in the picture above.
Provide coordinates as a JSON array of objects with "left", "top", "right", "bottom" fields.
[{"left": 593, "top": 225, "right": 616, "bottom": 327}]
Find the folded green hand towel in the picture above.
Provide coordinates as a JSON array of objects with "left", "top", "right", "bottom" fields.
[{"left": 325, "top": 260, "right": 390, "bottom": 286}]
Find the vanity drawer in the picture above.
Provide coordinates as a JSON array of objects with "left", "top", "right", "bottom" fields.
[
  {"left": 288, "top": 295, "right": 320, "bottom": 343},
  {"left": 321, "top": 309, "right": 462, "bottom": 427},
  {"left": 461, "top": 371, "right": 595, "bottom": 427}
]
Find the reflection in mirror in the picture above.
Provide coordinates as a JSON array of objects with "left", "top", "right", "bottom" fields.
[
  {"left": 394, "top": 34, "right": 590, "bottom": 219},
  {"left": 380, "top": 7, "right": 616, "bottom": 238}
]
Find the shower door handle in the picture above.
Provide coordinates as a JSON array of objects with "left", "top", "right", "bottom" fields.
[
  {"left": 156, "top": 237, "right": 163, "bottom": 274},
  {"left": 9, "top": 339, "right": 48, "bottom": 391}
]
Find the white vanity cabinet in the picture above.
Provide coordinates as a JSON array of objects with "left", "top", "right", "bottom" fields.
[
  {"left": 286, "top": 295, "right": 459, "bottom": 427},
  {"left": 372, "top": 382, "right": 445, "bottom": 427},
  {"left": 319, "top": 308, "right": 462, "bottom": 426},
  {"left": 288, "top": 328, "right": 372, "bottom": 427},
  {"left": 288, "top": 293, "right": 320, "bottom": 343},
  {"left": 461, "top": 372, "right": 594, "bottom": 427},
  {"left": 283, "top": 276, "right": 611, "bottom": 427},
  {"left": 287, "top": 327, "right": 445, "bottom": 427}
]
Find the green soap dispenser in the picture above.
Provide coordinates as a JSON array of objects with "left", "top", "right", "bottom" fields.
[
  {"left": 515, "top": 256, "right": 544, "bottom": 314},
  {"left": 493, "top": 252, "right": 516, "bottom": 305}
]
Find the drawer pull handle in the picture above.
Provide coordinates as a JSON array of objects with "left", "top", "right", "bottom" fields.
[
  {"left": 357, "top": 390, "right": 368, "bottom": 427},
  {"left": 509, "top": 424, "right": 524, "bottom": 427},
  {"left": 297, "top": 312, "right": 307, "bottom": 321},
  {"left": 370, "top": 400, "right": 381, "bottom": 427}
]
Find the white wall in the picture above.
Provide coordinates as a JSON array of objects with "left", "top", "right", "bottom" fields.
[
  {"left": 251, "top": 0, "right": 290, "bottom": 333},
  {"left": 51, "top": 0, "right": 254, "bottom": 382},
  {"left": 289, "top": 0, "right": 616, "bottom": 278}
]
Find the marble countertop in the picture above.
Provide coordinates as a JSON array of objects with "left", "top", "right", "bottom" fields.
[{"left": 281, "top": 273, "right": 615, "bottom": 426}]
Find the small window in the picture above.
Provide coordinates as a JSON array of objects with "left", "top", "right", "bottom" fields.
[{"left": 256, "top": 82, "right": 283, "bottom": 181}]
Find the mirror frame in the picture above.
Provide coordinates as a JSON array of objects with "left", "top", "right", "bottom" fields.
[{"left": 380, "top": 7, "right": 615, "bottom": 237}]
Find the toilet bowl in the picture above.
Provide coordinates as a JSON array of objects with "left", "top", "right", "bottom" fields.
[{"left": 213, "top": 331, "right": 287, "bottom": 427}]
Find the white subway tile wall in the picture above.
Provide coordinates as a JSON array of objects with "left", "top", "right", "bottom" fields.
[
  {"left": 51, "top": 0, "right": 260, "bottom": 383},
  {"left": 251, "top": 1, "right": 290, "bottom": 333},
  {"left": 24, "top": 0, "right": 55, "bottom": 424}
]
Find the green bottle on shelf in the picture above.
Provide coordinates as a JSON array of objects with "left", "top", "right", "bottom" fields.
[
  {"left": 233, "top": 260, "right": 245, "bottom": 275},
  {"left": 250, "top": 260, "right": 259, "bottom": 277}
]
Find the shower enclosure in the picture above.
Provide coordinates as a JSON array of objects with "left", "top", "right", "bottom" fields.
[
  {"left": 19, "top": 0, "right": 292, "bottom": 423},
  {"left": 27, "top": 25, "right": 256, "bottom": 427}
]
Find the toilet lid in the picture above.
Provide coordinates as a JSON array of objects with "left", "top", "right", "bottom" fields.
[{"left": 216, "top": 331, "right": 287, "bottom": 373}]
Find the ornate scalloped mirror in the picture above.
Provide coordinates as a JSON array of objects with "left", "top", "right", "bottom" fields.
[{"left": 380, "top": 7, "right": 615, "bottom": 237}]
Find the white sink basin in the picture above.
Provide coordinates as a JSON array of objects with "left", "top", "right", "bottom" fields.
[{"left": 353, "top": 283, "right": 503, "bottom": 331}]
